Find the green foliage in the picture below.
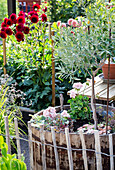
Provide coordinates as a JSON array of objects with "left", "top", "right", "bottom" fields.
[
  {"left": 0, "top": 136, "right": 27, "bottom": 170},
  {"left": 54, "top": 1, "right": 115, "bottom": 81},
  {"left": 47, "top": 0, "right": 94, "bottom": 22},
  {"left": 0, "top": 0, "right": 7, "bottom": 25},
  {"left": 68, "top": 94, "right": 91, "bottom": 120}
]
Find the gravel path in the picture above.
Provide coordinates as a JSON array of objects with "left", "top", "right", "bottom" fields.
[{"left": 20, "top": 135, "right": 30, "bottom": 170}]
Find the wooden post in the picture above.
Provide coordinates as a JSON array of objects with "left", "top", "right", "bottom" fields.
[
  {"left": 51, "top": 30, "right": 55, "bottom": 107},
  {"left": 3, "top": 39, "right": 6, "bottom": 75},
  {"left": 40, "top": 124, "right": 46, "bottom": 170},
  {"left": 65, "top": 128, "right": 73, "bottom": 170},
  {"left": 14, "top": 118, "right": 21, "bottom": 160},
  {"left": 109, "top": 134, "right": 114, "bottom": 170},
  {"left": 4, "top": 116, "right": 11, "bottom": 154},
  {"left": 7, "top": 0, "right": 16, "bottom": 17},
  {"left": 28, "top": 121, "right": 33, "bottom": 170},
  {"left": 94, "top": 130, "right": 102, "bottom": 170},
  {"left": 79, "top": 130, "right": 88, "bottom": 170},
  {"left": 51, "top": 127, "right": 60, "bottom": 170}
]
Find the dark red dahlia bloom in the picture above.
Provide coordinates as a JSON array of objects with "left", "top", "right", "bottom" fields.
[
  {"left": 18, "top": 11, "right": 25, "bottom": 17},
  {"left": 10, "top": 13, "right": 17, "bottom": 23},
  {"left": 33, "top": 4, "right": 40, "bottom": 12},
  {"left": 42, "top": 7, "right": 47, "bottom": 12},
  {"left": 1, "top": 27, "right": 6, "bottom": 32},
  {"left": 0, "top": 31, "right": 7, "bottom": 39},
  {"left": 16, "top": 24, "right": 24, "bottom": 32},
  {"left": 7, "top": 19, "right": 12, "bottom": 26},
  {"left": 41, "top": 14, "right": 47, "bottom": 22},
  {"left": 5, "top": 28, "right": 13, "bottom": 35},
  {"left": 28, "top": 11, "right": 35, "bottom": 17},
  {"left": 24, "top": 26, "right": 29, "bottom": 34},
  {"left": 30, "top": 15, "right": 39, "bottom": 23},
  {"left": 1, "top": 22, "right": 8, "bottom": 28},
  {"left": 4, "top": 18, "right": 8, "bottom": 24},
  {"left": 15, "top": 31, "right": 24, "bottom": 42},
  {"left": 17, "top": 16, "right": 25, "bottom": 24}
]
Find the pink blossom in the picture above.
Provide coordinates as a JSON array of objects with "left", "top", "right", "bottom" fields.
[
  {"left": 61, "top": 23, "right": 66, "bottom": 28},
  {"left": 57, "top": 21, "right": 61, "bottom": 27},
  {"left": 73, "top": 82, "right": 83, "bottom": 90},
  {"left": 67, "top": 18, "right": 73, "bottom": 26},
  {"left": 83, "top": 26, "right": 87, "bottom": 32},
  {"left": 71, "top": 31, "right": 75, "bottom": 35},
  {"left": 61, "top": 110, "right": 70, "bottom": 118},
  {"left": 43, "top": 107, "right": 57, "bottom": 118},
  {"left": 70, "top": 89, "right": 76, "bottom": 98},
  {"left": 72, "top": 20, "right": 78, "bottom": 27}
]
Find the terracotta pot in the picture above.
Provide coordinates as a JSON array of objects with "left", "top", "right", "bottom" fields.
[{"left": 102, "top": 64, "right": 115, "bottom": 79}]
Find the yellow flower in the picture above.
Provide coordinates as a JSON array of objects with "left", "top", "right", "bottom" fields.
[{"left": 108, "top": 21, "right": 111, "bottom": 24}]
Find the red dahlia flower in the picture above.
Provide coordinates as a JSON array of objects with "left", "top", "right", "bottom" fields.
[
  {"left": 42, "top": 7, "right": 47, "bottom": 12},
  {"left": 10, "top": 13, "right": 17, "bottom": 24},
  {"left": 16, "top": 24, "right": 24, "bottom": 32},
  {"left": 15, "top": 31, "right": 24, "bottom": 42},
  {"left": 4, "top": 18, "right": 8, "bottom": 24},
  {"left": 28, "top": 11, "right": 35, "bottom": 17},
  {"left": 1, "top": 22, "right": 8, "bottom": 28},
  {"left": 0, "top": 31, "right": 7, "bottom": 39},
  {"left": 41, "top": 14, "right": 47, "bottom": 22},
  {"left": 17, "top": 16, "right": 25, "bottom": 24},
  {"left": 18, "top": 11, "right": 25, "bottom": 17},
  {"left": 33, "top": 4, "right": 40, "bottom": 12},
  {"left": 5, "top": 28, "right": 13, "bottom": 35},
  {"left": 6, "top": 19, "right": 12, "bottom": 26},
  {"left": 30, "top": 15, "right": 39, "bottom": 23},
  {"left": 1, "top": 27, "right": 6, "bottom": 32},
  {"left": 24, "top": 26, "right": 29, "bottom": 34}
]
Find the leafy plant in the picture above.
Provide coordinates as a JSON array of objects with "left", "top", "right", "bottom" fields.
[
  {"left": 0, "top": 136, "right": 27, "bottom": 170},
  {"left": 67, "top": 82, "right": 91, "bottom": 120}
]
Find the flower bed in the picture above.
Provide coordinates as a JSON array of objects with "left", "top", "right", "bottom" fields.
[{"left": 30, "top": 105, "right": 115, "bottom": 170}]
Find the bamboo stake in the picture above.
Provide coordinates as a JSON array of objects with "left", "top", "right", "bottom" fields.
[
  {"left": 79, "top": 130, "right": 88, "bottom": 170},
  {"left": 4, "top": 116, "right": 11, "bottom": 154},
  {"left": 40, "top": 124, "right": 46, "bottom": 170},
  {"left": 28, "top": 121, "right": 33, "bottom": 170},
  {"left": 65, "top": 128, "right": 73, "bottom": 170},
  {"left": 51, "top": 127, "right": 60, "bottom": 170},
  {"left": 14, "top": 118, "right": 21, "bottom": 160},
  {"left": 51, "top": 30, "right": 55, "bottom": 107},
  {"left": 3, "top": 39, "right": 6, "bottom": 75},
  {"left": 109, "top": 134, "right": 114, "bottom": 170}
]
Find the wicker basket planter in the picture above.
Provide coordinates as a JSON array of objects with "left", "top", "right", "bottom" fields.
[{"left": 30, "top": 105, "right": 115, "bottom": 170}]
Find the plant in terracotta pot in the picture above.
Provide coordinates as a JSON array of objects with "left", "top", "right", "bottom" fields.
[
  {"left": 102, "top": 57, "right": 115, "bottom": 79},
  {"left": 53, "top": 0, "right": 115, "bottom": 129}
]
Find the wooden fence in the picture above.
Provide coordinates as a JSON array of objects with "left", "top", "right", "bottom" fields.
[{"left": 1, "top": 116, "right": 114, "bottom": 170}]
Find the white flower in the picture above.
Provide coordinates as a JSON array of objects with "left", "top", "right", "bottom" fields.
[{"left": 61, "top": 110, "right": 70, "bottom": 118}]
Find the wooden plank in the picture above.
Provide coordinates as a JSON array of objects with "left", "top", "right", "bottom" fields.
[
  {"left": 94, "top": 130, "right": 102, "bottom": 170},
  {"left": 65, "top": 128, "right": 73, "bottom": 170},
  {"left": 14, "top": 118, "right": 21, "bottom": 160},
  {"left": 109, "top": 134, "right": 114, "bottom": 170},
  {"left": 51, "top": 127, "right": 60, "bottom": 170},
  {"left": 79, "top": 130, "right": 88, "bottom": 170},
  {"left": 40, "top": 124, "right": 46, "bottom": 170},
  {"left": 28, "top": 121, "right": 33, "bottom": 170},
  {"left": 4, "top": 116, "right": 11, "bottom": 154}
]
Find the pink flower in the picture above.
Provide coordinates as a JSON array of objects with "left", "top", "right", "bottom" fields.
[
  {"left": 70, "top": 89, "right": 76, "bottom": 98},
  {"left": 73, "top": 82, "right": 83, "bottom": 90},
  {"left": 83, "top": 26, "right": 87, "bottom": 32},
  {"left": 57, "top": 21, "right": 61, "bottom": 27},
  {"left": 61, "top": 110, "right": 70, "bottom": 118},
  {"left": 72, "top": 20, "right": 78, "bottom": 27},
  {"left": 68, "top": 18, "right": 73, "bottom": 26},
  {"left": 61, "top": 23, "right": 66, "bottom": 28},
  {"left": 43, "top": 107, "right": 57, "bottom": 118},
  {"left": 71, "top": 31, "right": 75, "bottom": 35}
]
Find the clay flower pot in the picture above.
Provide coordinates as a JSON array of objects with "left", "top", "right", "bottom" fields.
[{"left": 102, "top": 63, "right": 115, "bottom": 79}]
